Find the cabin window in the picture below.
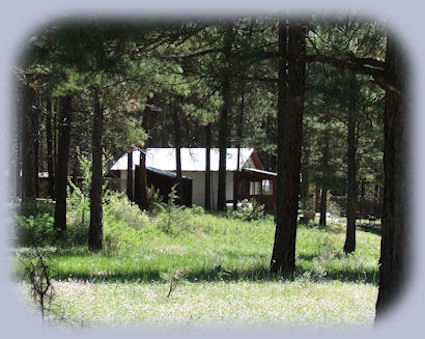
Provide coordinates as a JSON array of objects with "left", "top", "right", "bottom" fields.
[
  {"left": 250, "top": 181, "right": 261, "bottom": 195},
  {"left": 262, "top": 179, "right": 272, "bottom": 195},
  {"left": 239, "top": 180, "right": 250, "bottom": 195}
]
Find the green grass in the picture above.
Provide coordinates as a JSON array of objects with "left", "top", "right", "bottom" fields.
[
  {"left": 18, "top": 280, "right": 377, "bottom": 328},
  {"left": 13, "top": 202, "right": 381, "bottom": 328}
]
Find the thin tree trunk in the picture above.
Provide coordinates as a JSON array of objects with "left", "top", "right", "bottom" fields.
[
  {"left": 16, "top": 85, "right": 22, "bottom": 199},
  {"left": 315, "top": 184, "right": 320, "bottom": 212},
  {"left": 375, "top": 34, "right": 408, "bottom": 319},
  {"left": 88, "top": 88, "right": 104, "bottom": 251},
  {"left": 127, "top": 150, "right": 133, "bottom": 201},
  {"left": 46, "top": 98, "right": 55, "bottom": 199},
  {"left": 218, "top": 24, "right": 232, "bottom": 211},
  {"left": 53, "top": 99, "right": 58, "bottom": 197},
  {"left": 319, "top": 188, "right": 327, "bottom": 226},
  {"left": 34, "top": 99, "right": 40, "bottom": 198},
  {"left": 205, "top": 124, "right": 211, "bottom": 210},
  {"left": 21, "top": 84, "right": 37, "bottom": 203},
  {"left": 54, "top": 95, "right": 72, "bottom": 231},
  {"left": 301, "top": 148, "right": 310, "bottom": 211},
  {"left": 270, "top": 21, "right": 306, "bottom": 276},
  {"left": 344, "top": 88, "right": 357, "bottom": 254},
  {"left": 137, "top": 150, "right": 148, "bottom": 210},
  {"left": 71, "top": 151, "right": 80, "bottom": 189},
  {"left": 234, "top": 82, "right": 245, "bottom": 210},
  {"left": 31, "top": 97, "right": 42, "bottom": 197},
  {"left": 319, "top": 137, "right": 329, "bottom": 226},
  {"left": 172, "top": 104, "right": 184, "bottom": 205},
  {"left": 137, "top": 105, "right": 150, "bottom": 210}
]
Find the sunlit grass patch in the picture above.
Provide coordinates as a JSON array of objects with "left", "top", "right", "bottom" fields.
[{"left": 21, "top": 280, "right": 377, "bottom": 328}]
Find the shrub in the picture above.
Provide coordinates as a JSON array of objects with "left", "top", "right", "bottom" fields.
[
  {"left": 191, "top": 204, "right": 205, "bottom": 215},
  {"left": 233, "top": 199, "right": 265, "bottom": 221},
  {"left": 155, "top": 185, "right": 185, "bottom": 234},
  {"left": 67, "top": 180, "right": 89, "bottom": 228},
  {"left": 104, "top": 191, "right": 150, "bottom": 230},
  {"left": 12, "top": 212, "right": 56, "bottom": 246},
  {"left": 146, "top": 185, "right": 163, "bottom": 211}
]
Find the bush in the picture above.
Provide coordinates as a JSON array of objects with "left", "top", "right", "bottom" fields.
[
  {"left": 191, "top": 204, "right": 205, "bottom": 215},
  {"left": 233, "top": 199, "right": 265, "bottom": 221},
  {"left": 154, "top": 185, "right": 185, "bottom": 234},
  {"left": 17, "top": 201, "right": 55, "bottom": 218},
  {"left": 12, "top": 212, "right": 56, "bottom": 246},
  {"left": 104, "top": 191, "right": 150, "bottom": 230},
  {"left": 146, "top": 185, "right": 163, "bottom": 211},
  {"left": 67, "top": 180, "right": 89, "bottom": 228}
]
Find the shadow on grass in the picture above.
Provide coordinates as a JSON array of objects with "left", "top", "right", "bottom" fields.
[
  {"left": 357, "top": 225, "right": 381, "bottom": 236},
  {"left": 48, "top": 264, "right": 378, "bottom": 285}
]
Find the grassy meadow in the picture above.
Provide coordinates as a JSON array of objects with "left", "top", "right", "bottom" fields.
[{"left": 12, "top": 193, "right": 381, "bottom": 328}]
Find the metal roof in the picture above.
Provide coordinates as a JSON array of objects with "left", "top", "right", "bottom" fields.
[
  {"left": 111, "top": 148, "right": 255, "bottom": 172},
  {"left": 146, "top": 166, "right": 191, "bottom": 179},
  {"left": 243, "top": 168, "right": 277, "bottom": 176}
]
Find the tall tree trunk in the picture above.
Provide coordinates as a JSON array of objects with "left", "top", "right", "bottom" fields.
[
  {"left": 315, "top": 184, "right": 320, "bottom": 212},
  {"left": 126, "top": 150, "right": 133, "bottom": 201},
  {"left": 270, "top": 20, "right": 306, "bottom": 276},
  {"left": 218, "top": 24, "right": 232, "bottom": 211},
  {"left": 53, "top": 99, "right": 58, "bottom": 198},
  {"left": 71, "top": 150, "right": 80, "bottom": 189},
  {"left": 319, "top": 137, "right": 329, "bottom": 226},
  {"left": 137, "top": 105, "right": 150, "bottom": 210},
  {"left": 33, "top": 99, "right": 40, "bottom": 198},
  {"left": 234, "top": 82, "right": 245, "bottom": 210},
  {"left": 35, "top": 99, "right": 41, "bottom": 198},
  {"left": 172, "top": 104, "right": 184, "bottom": 205},
  {"left": 88, "top": 88, "right": 104, "bottom": 251},
  {"left": 53, "top": 95, "right": 72, "bottom": 231},
  {"left": 301, "top": 147, "right": 310, "bottom": 211},
  {"left": 21, "top": 84, "right": 37, "bottom": 203},
  {"left": 137, "top": 150, "right": 148, "bottom": 210},
  {"left": 15, "top": 85, "right": 22, "bottom": 199},
  {"left": 375, "top": 35, "right": 408, "bottom": 319},
  {"left": 344, "top": 88, "right": 357, "bottom": 254},
  {"left": 46, "top": 98, "right": 55, "bottom": 199},
  {"left": 204, "top": 124, "right": 211, "bottom": 210},
  {"left": 319, "top": 188, "right": 327, "bottom": 226}
]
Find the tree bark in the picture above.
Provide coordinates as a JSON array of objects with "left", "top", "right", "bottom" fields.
[
  {"left": 270, "top": 21, "right": 306, "bottom": 276},
  {"left": 15, "top": 85, "right": 22, "bottom": 199},
  {"left": 375, "top": 34, "right": 409, "bottom": 319},
  {"left": 52, "top": 100, "right": 58, "bottom": 198},
  {"left": 319, "top": 137, "right": 330, "bottom": 227},
  {"left": 46, "top": 98, "right": 55, "bottom": 199},
  {"left": 127, "top": 150, "right": 133, "bottom": 201},
  {"left": 34, "top": 98, "right": 40, "bottom": 198},
  {"left": 137, "top": 105, "right": 150, "bottom": 210},
  {"left": 54, "top": 95, "right": 72, "bottom": 231},
  {"left": 218, "top": 24, "right": 232, "bottom": 211},
  {"left": 233, "top": 82, "right": 246, "bottom": 210},
  {"left": 172, "top": 104, "right": 184, "bottom": 205},
  {"left": 205, "top": 124, "right": 212, "bottom": 210},
  {"left": 344, "top": 85, "right": 357, "bottom": 254},
  {"left": 319, "top": 188, "right": 327, "bottom": 226},
  {"left": 315, "top": 184, "right": 320, "bottom": 212},
  {"left": 88, "top": 88, "right": 104, "bottom": 251},
  {"left": 301, "top": 148, "right": 310, "bottom": 211},
  {"left": 21, "top": 84, "right": 38, "bottom": 203}
]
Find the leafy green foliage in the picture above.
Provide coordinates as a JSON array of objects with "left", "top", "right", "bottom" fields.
[
  {"left": 154, "top": 184, "right": 185, "bottom": 234},
  {"left": 232, "top": 199, "right": 265, "bottom": 221},
  {"left": 104, "top": 191, "right": 150, "bottom": 230}
]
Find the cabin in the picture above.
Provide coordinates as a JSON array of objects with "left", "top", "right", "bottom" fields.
[{"left": 110, "top": 147, "right": 277, "bottom": 211}]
